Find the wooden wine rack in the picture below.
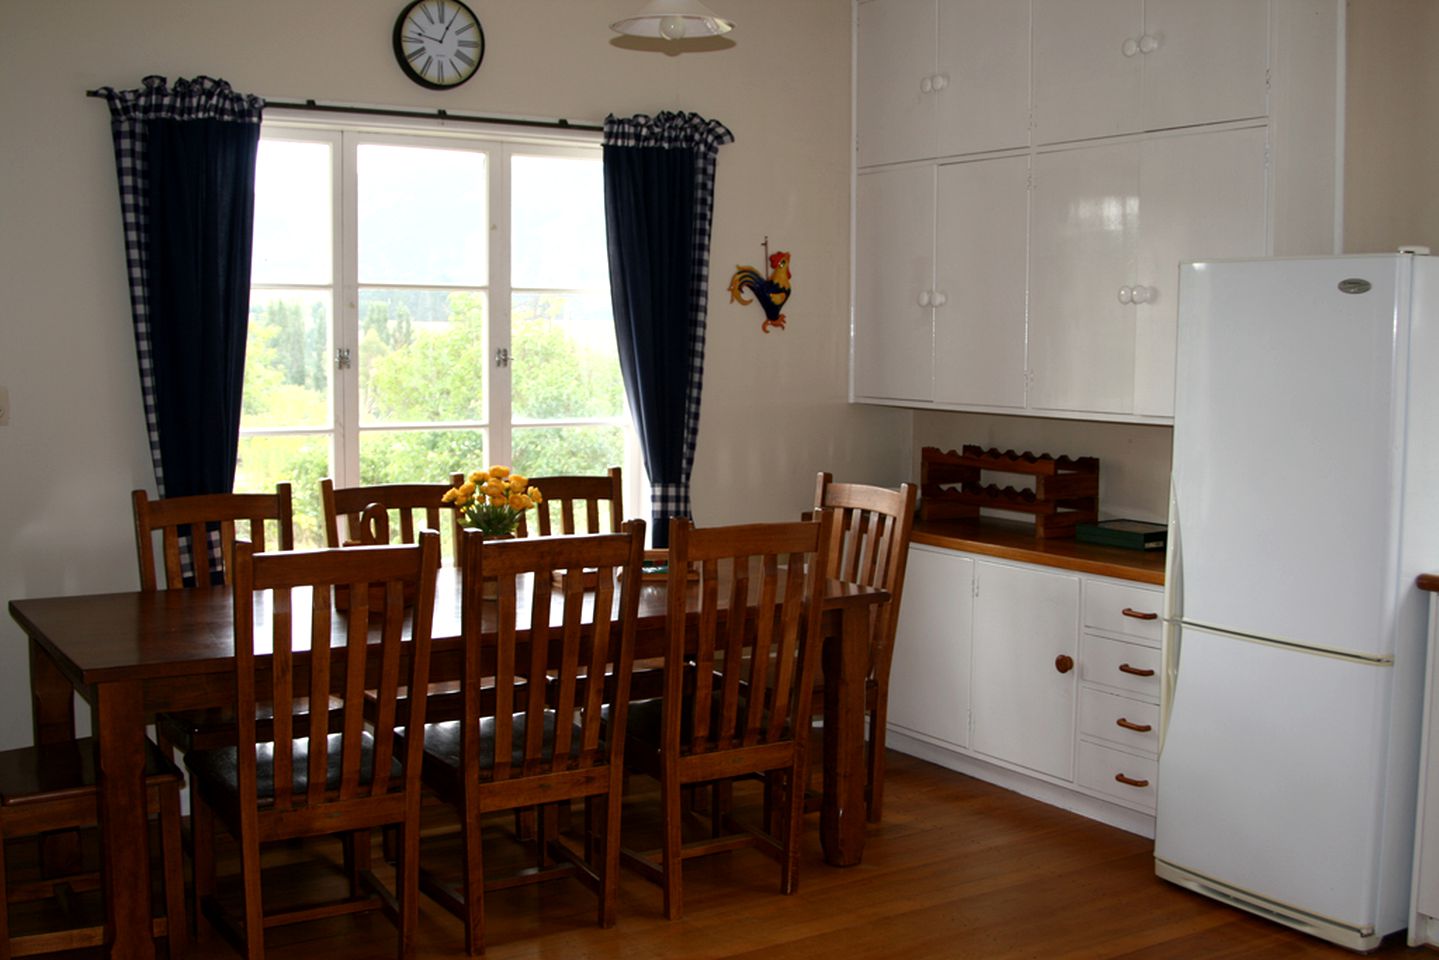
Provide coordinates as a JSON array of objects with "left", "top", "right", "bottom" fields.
[{"left": 919, "top": 445, "right": 1100, "bottom": 538}]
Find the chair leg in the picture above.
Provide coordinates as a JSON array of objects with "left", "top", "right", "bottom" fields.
[
  {"left": 0, "top": 819, "right": 12, "bottom": 960},
  {"left": 239, "top": 832, "right": 265, "bottom": 960},
  {"left": 661, "top": 768, "right": 684, "bottom": 921},
  {"left": 598, "top": 774, "right": 622, "bottom": 929},
  {"left": 156, "top": 783, "right": 190, "bottom": 957},
  {"left": 344, "top": 829, "right": 373, "bottom": 895},
  {"left": 866, "top": 704, "right": 888, "bottom": 824},
  {"left": 398, "top": 814, "right": 420, "bottom": 960},
  {"left": 190, "top": 789, "right": 216, "bottom": 942},
  {"left": 779, "top": 766, "right": 805, "bottom": 895},
  {"left": 461, "top": 805, "right": 486, "bottom": 957}
]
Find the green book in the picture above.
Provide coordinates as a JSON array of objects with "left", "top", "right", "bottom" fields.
[{"left": 1075, "top": 519, "right": 1167, "bottom": 551}]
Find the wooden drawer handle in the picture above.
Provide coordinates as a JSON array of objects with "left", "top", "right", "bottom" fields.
[
  {"left": 1054, "top": 654, "right": 1074, "bottom": 674},
  {"left": 1118, "top": 663, "right": 1155, "bottom": 678},
  {"left": 1122, "top": 607, "right": 1158, "bottom": 621},
  {"left": 1114, "top": 773, "right": 1150, "bottom": 789},
  {"left": 1115, "top": 717, "right": 1153, "bottom": 733}
]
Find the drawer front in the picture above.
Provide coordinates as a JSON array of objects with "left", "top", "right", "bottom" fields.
[
  {"left": 1076, "top": 739, "right": 1157, "bottom": 812},
  {"left": 1078, "top": 686, "right": 1159, "bottom": 755},
  {"left": 1080, "top": 633, "right": 1161, "bottom": 698},
  {"left": 1084, "top": 579, "right": 1162, "bottom": 644}
]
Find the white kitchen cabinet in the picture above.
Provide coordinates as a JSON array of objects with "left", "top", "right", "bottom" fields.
[
  {"left": 1029, "top": 124, "right": 1268, "bottom": 417},
  {"left": 1031, "top": 0, "right": 1269, "bottom": 146},
  {"left": 854, "top": 154, "right": 1028, "bottom": 407},
  {"left": 856, "top": 0, "right": 1030, "bottom": 167},
  {"left": 971, "top": 560, "right": 1080, "bottom": 780},
  {"left": 887, "top": 546, "right": 974, "bottom": 748}
]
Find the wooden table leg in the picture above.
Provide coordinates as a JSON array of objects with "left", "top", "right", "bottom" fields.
[
  {"left": 821, "top": 607, "right": 867, "bottom": 867},
  {"left": 94, "top": 680, "right": 156, "bottom": 960},
  {"left": 29, "top": 638, "right": 81, "bottom": 875}
]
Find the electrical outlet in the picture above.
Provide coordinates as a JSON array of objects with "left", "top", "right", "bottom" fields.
[{"left": 0, "top": 386, "right": 8, "bottom": 426}]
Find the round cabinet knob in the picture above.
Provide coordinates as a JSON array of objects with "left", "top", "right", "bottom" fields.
[
  {"left": 1122, "top": 37, "right": 1140, "bottom": 57},
  {"left": 918, "top": 290, "right": 933, "bottom": 307},
  {"left": 931, "top": 291, "right": 948, "bottom": 307},
  {"left": 1139, "top": 33, "right": 1161, "bottom": 54},
  {"left": 1054, "top": 654, "right": 1075, "bottom": 674},
  {"left": 931, "top": 73, "right": 949, "bottom": 91},
  {"left": 1118, "top": 285, "right": 1134, "bottom": 304},
  {"left": 920, "top": 76, "right": 934, "bottom": 94}
]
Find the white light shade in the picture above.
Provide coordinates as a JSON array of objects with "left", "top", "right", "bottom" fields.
[{"left": 610, "top": 0, "right": 735, "bottom": 39}]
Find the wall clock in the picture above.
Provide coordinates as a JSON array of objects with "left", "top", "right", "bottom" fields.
[{"left": 393, "top": 0, "right": 485, "bottom": 90}]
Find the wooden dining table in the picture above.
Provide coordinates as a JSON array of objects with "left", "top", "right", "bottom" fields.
[{"left": 9, "top": 566, "right": 886, "bottom": 960}]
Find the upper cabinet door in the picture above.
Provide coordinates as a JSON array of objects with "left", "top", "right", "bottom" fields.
[
  {"left": 1033, "top": 0, "right": 1271, "bottom": 146},
  {"left": 1028, "top": 141, "right": 1141, "bottom": 415},
  {"left": 857, "top": 0, "right": 938, "bottom": 167},
  {"left": 1032, "top": 0, "right": 1143, "bottom": 145},
  {"left": 853, "top": 164, "right": 937, "bottom": 402},
  {"left": 1140, "top": 0, "right": 1269, "bottom": 132},
  {"left": 1133, "top": 125, "right": 1269, "bottom": 418},
  {"left": 934, "top": 154, "right": 1029, "bottom": 408},
  {"left": 935, "top": 0, "right": 1032, "bottom": 157}
]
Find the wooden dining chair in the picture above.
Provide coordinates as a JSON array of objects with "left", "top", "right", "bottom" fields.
[
  {"left": 808, "top": 473, "right": 916, "bottom": 823},
  {"left": 185, "top": 532, "right": 441, "bottom": 960},
  {"left": 132, "top": 485, "right": 297, "bottom": 761},
  {"left": 620, "top": 513, "right": 834, "bottom": 920},
  {"left": 515, "top": 467, "right": 622, "bottom": 537},
  {"left": 0, "top": 738, "right": 187, "bottom": 958},
  {"left": 418, "top": 523, "right": 645, "bottom": 956},
  {"left": 321, "top": 476, "right": 464, "bottom": 563}
]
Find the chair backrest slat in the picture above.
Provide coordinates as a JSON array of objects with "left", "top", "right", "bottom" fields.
[
  {"left": 667, "top": 514, "right": 833, "bottom": 759},
  {"left": 322, "top": 476, "right": 463, "bottom": 563},
  {"left": 517, "top": 468, "right": 622, "bottom": 538},
  {"left": 133, "top": 485, "right": 294, "bottom": 591},
  {"left": 459, "top": 522, "right": 645, "bottom": 782},
  {"left": 231, "top": 533, "right": 440, "bottom": 818}
]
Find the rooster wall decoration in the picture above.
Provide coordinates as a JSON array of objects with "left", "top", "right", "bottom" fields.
[{"left": 728, "top": 238, "right": 792, "bottom": 333}]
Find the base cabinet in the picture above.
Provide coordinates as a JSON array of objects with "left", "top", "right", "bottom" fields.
[{"left": 888, "top": 542, "right": 1164, "bottom": 833}]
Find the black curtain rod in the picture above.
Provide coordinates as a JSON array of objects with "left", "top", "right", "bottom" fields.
[{"left": 86, "top": 89, "right": 604, "bottom": 133}]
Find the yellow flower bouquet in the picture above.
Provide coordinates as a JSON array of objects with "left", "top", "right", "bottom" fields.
[{"left": 442, "top": 465, "right": 544, "bottom": 537}]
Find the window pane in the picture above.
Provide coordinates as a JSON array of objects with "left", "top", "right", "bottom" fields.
[
  {"left": 512, "top": 425, "right": 625, "bottom": 480},
  {"left": 360, "top": 289, "right": 487, "bottom": 425},
  {"left": 358, "top": 144, "right": 487, "bottom": 286},
  {"left": 511, "top": 293, "right": 623, "bottom": 420},
  {"left": 235, "top": 434, "right": 331, "bottom": 549},
  {"left": 512, "top": 154, "right": 608, "bottom": 290},
  {"left": 243, "top": 291, "right": 332, "bottom": 429},
  {"left": 251, "top": 140, "right": 331, "bottom": 285},
  {"left": 360, "top": 428, "right": 486, "bottom": 486}
]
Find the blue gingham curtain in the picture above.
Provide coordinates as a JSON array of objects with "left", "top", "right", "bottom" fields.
[
  {"left": 603, "top": 112, "right": 732, "bottom": 547},
  {"left": 101, "top": 75, "right": 264, "bottom": 581}
]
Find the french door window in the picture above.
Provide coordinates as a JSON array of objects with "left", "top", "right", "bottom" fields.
[{"left": 238, "top": 121, "right": 634, "bottom": 548}]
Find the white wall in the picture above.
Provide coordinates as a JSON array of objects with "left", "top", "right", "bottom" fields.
[{"left": 0, "top": 0, "right": 911, "bottom": 750}]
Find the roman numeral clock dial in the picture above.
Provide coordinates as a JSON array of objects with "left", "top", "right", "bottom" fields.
[{"left": 393, "top": 0, "right": 485, "bottom": 90}]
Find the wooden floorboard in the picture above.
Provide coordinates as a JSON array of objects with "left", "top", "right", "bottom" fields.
[{"left": 22, "top": 749, "right": 1437, "bottom": 958}]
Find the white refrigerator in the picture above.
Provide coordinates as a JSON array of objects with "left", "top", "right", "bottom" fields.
[{"left": 1155, "top": 253, "right": 1439, "bottom": 950}]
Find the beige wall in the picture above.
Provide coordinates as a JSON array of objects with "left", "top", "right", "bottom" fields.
[
  {"left": 0, "top": 0, "right": 910, "bottom": 749},
  {"left": 1344, "top": 0, "right": 1439, "bottom": 253}
]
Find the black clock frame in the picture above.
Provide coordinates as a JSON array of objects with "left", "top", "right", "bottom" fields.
[{"left": 392, "top": 0, "right": 486, "bottom": 91}]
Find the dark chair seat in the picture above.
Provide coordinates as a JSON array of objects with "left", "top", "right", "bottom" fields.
[{"left": 185, "top": 731, "right": 402, "bottom": 804}]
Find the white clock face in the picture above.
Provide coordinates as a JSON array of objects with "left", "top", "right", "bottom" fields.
[{"left": 394, "top": 0, "right": 484, "bottom": 89}]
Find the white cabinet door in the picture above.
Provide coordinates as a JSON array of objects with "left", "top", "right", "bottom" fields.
[
  {"left": 853, "top": 164, "right": 935, "bottom": 402},
  {"left": 1029, "top": 140, "right": 1140, "bottom": 415},
  {"left": 1133, "top": 125, "right": 1268, "bottom": 417},
  {"left": 887, "top": 546, "right": 974, "bottom": 748},
  {"left": 935, "top": 0, "right": 1031, "bottom": 157},
  {"left": 933, "top": 154, "right": 1029, "bottom": 408},
  {"left": 1140, "top": 0, "right": 1269, "bottom": 132},
  {"left": 971, "top": 560, "right": 1080, "bottom": 780},
  {"left": 856, "top": 0, "right": 937, "bottom": 167},
  {"left": 1032, "top": 0, "right": 1143, "bottom": 144},
  {"left": 1033, "top": 0, "right": 1270, "bottom": 146}
]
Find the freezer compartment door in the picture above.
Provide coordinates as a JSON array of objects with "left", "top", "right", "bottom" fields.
[
  {"left": 1155, "top": 625, "right": 1392, "bottom": 929},
  {"left": 1172, "top": 256, "right": 1405, "bottom": 658}
]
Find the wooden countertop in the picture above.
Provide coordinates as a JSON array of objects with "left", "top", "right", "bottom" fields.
[
  {"left": 1420, "top": 573, "right": 1439, "bottom": 593},
  {"left": 911, "top": 518, "right": 1166, "bottom": 585}
]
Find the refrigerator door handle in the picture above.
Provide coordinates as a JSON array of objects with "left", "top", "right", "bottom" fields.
[{"left": 1160, "top": 479, "right": 1183, "bottom": 752}]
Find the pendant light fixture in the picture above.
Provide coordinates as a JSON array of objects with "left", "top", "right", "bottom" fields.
[{"left": 610, "top": 0, "right": 735, "bottom": 40}]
